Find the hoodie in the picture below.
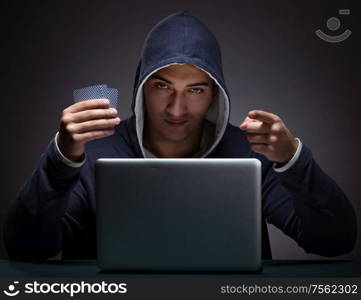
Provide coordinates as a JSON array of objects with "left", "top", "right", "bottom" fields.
[
  {"left": 132, "top": 11, "right": 229, "bottom": 158},
  {"left": 3, "top": 11, "right": 357, "bottom": 260}
]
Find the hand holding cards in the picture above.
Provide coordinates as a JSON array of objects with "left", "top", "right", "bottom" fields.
[{"left": 57, "top": 84, "right": 120, "bottom": 162}]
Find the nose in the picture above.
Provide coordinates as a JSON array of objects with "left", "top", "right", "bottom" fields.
[{"left": 165, "top": 92, "right": 187, "bottom": 119}]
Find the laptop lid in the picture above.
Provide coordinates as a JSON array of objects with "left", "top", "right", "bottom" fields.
[{"left": 95, "top": 158, "right": 262, "bottom": 272}]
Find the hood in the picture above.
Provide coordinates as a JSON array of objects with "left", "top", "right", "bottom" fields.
[{"left": 131, "top": 11, "right": 230, "bottom": 158}]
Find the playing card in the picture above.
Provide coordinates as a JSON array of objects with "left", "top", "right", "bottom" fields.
[
  {"left": 73, "top": 84, "right": 119, "bottom": 129},
  {"left": 106, "top": 88, "right": 118, "bottom": 110},
  {"left": 73, "top": 84, "right": 108, "bottom": 102},
  {"left": 73, "top": 84, "right": 118, "bottom": 110}
]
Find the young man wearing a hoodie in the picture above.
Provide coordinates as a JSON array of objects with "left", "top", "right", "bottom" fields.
[{"left": 4, "top": 12, "right": 356, "bottom": 260}]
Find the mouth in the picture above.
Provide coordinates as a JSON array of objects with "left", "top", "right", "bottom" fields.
[{"left": 165, "top": 120, "right": 188, "bottom": 127}]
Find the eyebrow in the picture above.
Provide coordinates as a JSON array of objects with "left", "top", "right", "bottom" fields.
[{"left": 150, "top": 74, "right": 210, "bottom": 87}]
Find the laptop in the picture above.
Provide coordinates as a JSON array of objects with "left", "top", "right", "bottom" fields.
[{"left": 95, "top": 158, "right": 262, "bottom": 272}]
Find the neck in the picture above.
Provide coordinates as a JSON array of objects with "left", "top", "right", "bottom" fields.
[{"left": 143, "top": 122, "right": 204, "bottom": 158}]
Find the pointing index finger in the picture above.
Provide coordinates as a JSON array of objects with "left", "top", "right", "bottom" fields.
[{"left": 248, "top": 110, "right": 278, "bottom": 124}]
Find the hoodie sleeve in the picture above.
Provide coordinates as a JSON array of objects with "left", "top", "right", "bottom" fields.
[
  {"left": 261, "top": 143, "right": 357, "bottom": 257},
  {"left": 3, "top": 138, "right": 88, "bottom": 260}
]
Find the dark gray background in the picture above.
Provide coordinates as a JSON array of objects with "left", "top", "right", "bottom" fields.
[{"left": 1, "top": 0, "right": 360, "bottom": 260}]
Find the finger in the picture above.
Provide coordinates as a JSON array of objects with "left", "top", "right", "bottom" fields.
[
  {"left": 240, "top": 116, "right": 253, "bottom": 128},
  {"left": 240, "top": 116, "right": 260, "bottom": 129},
  {"left": 64, "top": 99, "right": 110, "bottom": 114},
  {"left": 242, "top": 121, "right": 271, "bottom": 134},
  {"left": 248, "top": 110, "right": 279, "bottom": 124},
  {"left": 71, "top": 108, "right": 118, "bottom": 123},
  {"left": 247, "top": 133, "right": 271, "bottom": 144},
  {"left": 67, "top": 118, "right": 121, "bottom": 133},
  {"left": 72, "top": 128, "right": 115, "bottom": 143}
]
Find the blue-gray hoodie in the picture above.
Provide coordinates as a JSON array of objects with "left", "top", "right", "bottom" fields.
[{"left": 3, "top": 11, "right": 357, "bottom": 260}]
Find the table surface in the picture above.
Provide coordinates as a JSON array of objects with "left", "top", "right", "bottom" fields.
[{"left": 0, "top": 260, "right": 360, "bottom": 278}]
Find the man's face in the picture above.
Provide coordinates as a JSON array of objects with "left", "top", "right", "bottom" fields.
[{"left": 143, "top": 63, "right": 216, "bottom": 143}]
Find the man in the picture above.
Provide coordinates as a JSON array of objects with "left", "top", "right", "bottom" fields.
[{"left": 4, "top": 11, "right": 356, "bottom": 260}]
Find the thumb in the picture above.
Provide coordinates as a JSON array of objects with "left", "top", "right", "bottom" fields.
[{"left": 240, "top": 116, "right": 251, "bottom": 129}]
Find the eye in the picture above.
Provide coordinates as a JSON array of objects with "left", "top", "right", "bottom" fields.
[
  {"left": 154, "top": 82, "right": 168, "bottom": 89},
  {"left": 189, "top": 87, "right": 204, "bottom": 94}
]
